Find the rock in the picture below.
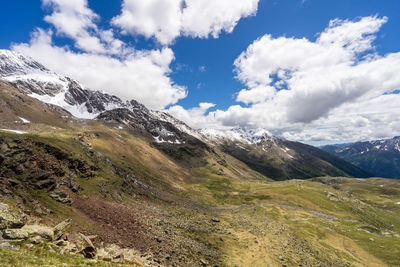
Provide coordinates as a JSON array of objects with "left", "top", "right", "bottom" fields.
[
  {"left": 0, "top": 242, "right": 19, "bottom": 251},
  {"left": 97, "top": 247, "right": 113, "bottom": 262},
  {"left": 29, "top": 236, "right": 43, "bottom": 244},
  {"left": 0, "top": 203, "right": 26, "bottom": 230},
  {"left": 22, "top": 225, "right": 54, "bottom": 240},
  {"left": 75, "top": 233, "right": 96, "bottom": 258},
  {"left": 60, "top": 241, "right": 78, "bottom": 255},
  {"left": 200, "top": 258, "right": 209, "bottom": 266},
  {"left": 34, "top": 178, "right": 56, "bottom": 189},
  {"left": 54, "top": 239, "right": 68, "bottom": 246},
  {"left": 327, "top": 192, "right": 339, "bottom": 201},
  {"left": 212, "top": 218, "right": 220, "bottom": 223},
  {"left": 2, "top": 229, "right": 29, "bottom": 240},
  {"left": 101, "top": 244, "right": 121, "bottom": 259},
  {"left": 53, "top": 219, "right": 72, "bottom": 240},
  {"left": 50, "top": 191, "right": 73, "bottom": 206},
  {"left": 97, "top": 244, "right": 142, "bottom": 264}
]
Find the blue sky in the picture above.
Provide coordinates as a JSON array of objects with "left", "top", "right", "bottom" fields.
[{"left": 1, "top": 0, "right": 400, "bottom": 144}]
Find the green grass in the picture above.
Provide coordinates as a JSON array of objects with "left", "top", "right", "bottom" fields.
[{"left": 0, "top": 244, "right": 139, "bottom": 267}]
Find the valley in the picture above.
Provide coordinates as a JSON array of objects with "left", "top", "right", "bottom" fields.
[{"left": 0, "top": 50, "right": 400, "bottom": 266}]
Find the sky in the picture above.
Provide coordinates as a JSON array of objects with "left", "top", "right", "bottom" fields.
[{"left": 1, "top": 0, "right": 400, "bottom": 145}]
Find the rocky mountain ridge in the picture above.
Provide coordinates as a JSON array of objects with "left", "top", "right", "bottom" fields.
[
  {"left": 0, "top": 49, "right": 372, "bottom": 180},
  {"left": 321, "top": 136, "right": 400, "bottom": 178},
  {"left": 0, "top": 49, "right": 289, "bottom": 149}
]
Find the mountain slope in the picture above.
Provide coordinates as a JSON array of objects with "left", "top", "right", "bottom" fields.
[
  {"left": 202, "top": 128, "right": 373, "bottom": 180},
  {"left": 322, "top": 137, "right": 400, "bottom": 179},
  {"left": 0, "top": 49, "right": 371, "bottom": 181},
  {"left": 1, "top": 51, "right": 400, "bottom": 266}
]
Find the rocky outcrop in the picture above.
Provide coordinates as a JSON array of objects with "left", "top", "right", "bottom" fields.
[
  {"left": 75, "top": 233, "right": 96, "bottom": 258},
  {"left": 22, "top": 225, "right": 54, "bottom": 240},
  {"left": 0, "top": 203, "right": 26, "bottom": 230},
  {"left": 53, "top": 219, "right": 72, "bottom": 240},
  {"left": 0, "top": 203, "right": 158, "bottom": 265},
  {"left": 2, "top": 228, "right": 29, "bottom": 240},
  {"left": 50, "top": 191, "right": 73, "bottom": 206},
  {"left": 0, "top": 136, "right": 95, "bottom": 198}
]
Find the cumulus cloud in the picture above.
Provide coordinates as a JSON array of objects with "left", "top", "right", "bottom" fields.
[
  {"left": 11, "top": 0, "right": 190, "bottom": 109},
  {"left": 42, "top": 0, "right": 125, "bottom": 54},
  {"left": 167, "top": 102, "right": 216, "bottom": 129},
  {"left": 169, "top": 16, "right": 400, "bottom": 143},
  {"left": 13, "top": 29, "right": 186, "bottom": 109},
  {"left": 112, "top": 0, "right": 260, "bottom": 45},
  {"left": 233, "top": 16, "right": 391, "bottom": 122},
  {"left": 13, "top": 0, "right": 260, "bottom": 110}
]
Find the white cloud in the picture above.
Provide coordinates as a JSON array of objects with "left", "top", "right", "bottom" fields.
[
  {"left": 169, "top": 16, "right": 400, "bottom": 143},
  {"left": 180, "top": 0, "right": 259, "bottom": 39},
  {"left": 167, "top": 102, "right": 216, "bottom": 129},
  {"left": 10, "top": 0, "right": 188, "bottom": 110},
  {"left": 112, "top": 0, "right": 260, "bottom": 45},
  {"left": 42, "top": 0, "right": 130, "bottom": 55},
  {"left": 112, "top": 0, "right": 182, "bottom": 45},
  {"left": 13, "top": 28, "right": 187, "bottom": 110}
]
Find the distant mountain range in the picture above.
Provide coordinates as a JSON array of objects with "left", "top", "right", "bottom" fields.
[
  {"left": 0, "top": 49, "right": 372, "bottom": 180},
  {"left": 321, "top": 136, "right": 400, "bottom": 179}
]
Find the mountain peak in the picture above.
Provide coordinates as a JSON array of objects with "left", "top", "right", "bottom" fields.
[
  {"left": 200, "top": 127, "right": 280, "bottom": 145},
  {"left": 0, "top": 49, "right": 49, "bottom": 76}
]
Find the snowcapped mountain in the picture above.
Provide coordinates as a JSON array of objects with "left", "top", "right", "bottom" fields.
[
  {"left": 323, "top": 136, "right": 400, "bottom": 155},
  {"left": 0, "top": 49, "right": 285, "bottom": 147},
  {"left": 200, "top": 127, "right": 294, "bottom": 158},
  {"left": 201, "top": 127, "right": 279, "bottom": 145},
  {"left": 0, "top": 49, "right": 205, "bottom": 144},
  {"left": 0, "top": 50, "right": 288, "bottom": 144},
  {"left": 321, "top": 136, "right": 400, "bottom": 179},
  {"left": 0, "top": 49, "right": 133, "bottom": 119},
  {"left": 0, "top": 49, "right": 373, "bottom": 180}
]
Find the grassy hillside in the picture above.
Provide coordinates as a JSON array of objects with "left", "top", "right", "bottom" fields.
[
  {"left": 323, "top": 144, "right": 400, "bottom": 179},
  {"left": 221, "top": 140, "right": 372, "bottom": 181},
  {"left": 1, "top": 80, "right": 400, "bottom": 266}
]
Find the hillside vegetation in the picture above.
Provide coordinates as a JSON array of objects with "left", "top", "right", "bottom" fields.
[{"left": 1, "top": 80, "right": 400, "bottom": 266}]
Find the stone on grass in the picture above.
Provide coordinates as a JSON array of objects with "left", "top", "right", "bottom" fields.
[
  {"left": 22, "top": 225, "right": 54, "bottom": 240},
  {"left": 0, "top": 203, "right": 26, "bottom": 230},
  {"left": 50, "top": 191, "right": 73, "bottom": 206},
  {"left": 29, "top": 236, "right": 43, "bottom": 244},
  {"left": 53, "top": 219, "right": 72, "bottom": 240},
  {"left": 2, "top": 229, "right": 29, "bottom": 240},
  {"left": 75, "top": 233, "right": 96, "bottom": 258}
]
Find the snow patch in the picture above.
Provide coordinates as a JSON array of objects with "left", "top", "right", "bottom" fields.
[
  {"left": 18, "top": 117, "right": 30, "bottom": 123},
  {"left": 0, "top": 129, "right": 27, "bottom": 134},
  {"left": 395, "top": 143, "right": 400, "bottom": 152},
  {"left": 28, "top": 92, "right": 97, "bottom": 119},
  {"left": 153, "top": 136, "right": 182, "bottom": 145}
]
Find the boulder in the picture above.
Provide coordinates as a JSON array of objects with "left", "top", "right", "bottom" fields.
[
  {"left": 0, "top": 203, "right": 26, "bottom": 230},
  {"left": 75, "top": 233, "right": 96, "bottom": 258},
  {"left": 53, "top": 219, "right": 72, "bottom": 240},
  {"left": 28, "top": 236, "right": 43, "bottom": 244},
  {"left": 22, "top": 225, "right": 54, "bottom": 240},
  {"left": 2, "top": 229, "right": 29, "bottom": 240},
  {"left": 60, "top": 241, "right": 78, "bottom": 255},
  {"left": 50, "top": 191, "right": 73, "bottom": 206},
  {"left": 97, "top": 244, "right": 143, "bottom": 264}
]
